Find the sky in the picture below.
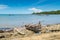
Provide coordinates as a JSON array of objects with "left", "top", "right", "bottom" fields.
[{"left": 0, "top": 0, "right": 60, "bottom": 14}]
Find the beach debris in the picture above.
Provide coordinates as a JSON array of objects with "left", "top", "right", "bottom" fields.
[
  {"left": 0, "top": 28, "right": 14, "bottom": 33},
  {"left": 5, "top": 29, "right": 14, "bottom": 33},
  {"left": 25, "top": 22, "right": 42, "bottom": 33},
  {"left": 0, "top": 30, "right": 4, "bottom": 33},
  {"left": 13, "top": 27, "right": 26, "bottom": 35},
  {"left": 41, "top": 24, "right": 60, "bottom": 33},
  {"left": 0, "top": 22, "right": 60, "bottom": 39},
  {"left": 12, "top": 27, "right": 34, "bottom": 37},
  {"left": 0, "top": 35, "right": 5, "bottom": 39}
]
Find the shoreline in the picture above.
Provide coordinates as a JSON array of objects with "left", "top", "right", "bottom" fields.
[
  {"left": 0, "top": 23, "right": 60, "bottom": 40},
  {"left": 0, "top": 23, "right": 60, "bottom": 33}
]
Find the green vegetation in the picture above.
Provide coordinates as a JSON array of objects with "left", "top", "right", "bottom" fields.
[{"left": 32, "top": 10, "right": 60, "bottom": 15}]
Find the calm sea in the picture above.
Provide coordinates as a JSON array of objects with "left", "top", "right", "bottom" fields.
[{"left": 0, "top": 14, "right": 60, "bottom": 28}]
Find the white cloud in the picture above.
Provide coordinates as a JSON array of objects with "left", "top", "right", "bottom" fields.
[
  {"left": 28, "top": 8, "right": 42, "bottom": 13},
  {"left": 0, "top": 5, "right": 9, "bottom": 9}
]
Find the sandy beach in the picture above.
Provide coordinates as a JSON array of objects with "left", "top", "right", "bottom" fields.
[{"left": 0, "top": 23, "right": 60, "bottom": 40}]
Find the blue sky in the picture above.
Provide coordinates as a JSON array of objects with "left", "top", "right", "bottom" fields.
[{"left": 0, "top": 0, "right": 60, "bottom": 14}]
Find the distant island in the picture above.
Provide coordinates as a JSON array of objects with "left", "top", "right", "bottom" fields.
[{"left": 32, "top": 10, "right": 60, "bottom": 15}]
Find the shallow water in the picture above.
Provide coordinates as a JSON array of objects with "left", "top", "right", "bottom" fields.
[{"left": 0, "top": 14, "right": 60, "bottom": 28}]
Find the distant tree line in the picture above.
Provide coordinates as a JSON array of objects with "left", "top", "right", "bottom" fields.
[{"left": 32, "top": 10, "right": 60, "bottom": 15}]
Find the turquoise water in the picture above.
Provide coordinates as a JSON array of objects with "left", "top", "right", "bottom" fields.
[{"left": 0, "top": 14, "right": 60, "bottom": 28}]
